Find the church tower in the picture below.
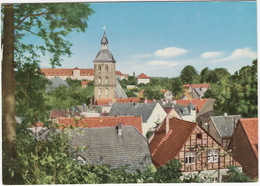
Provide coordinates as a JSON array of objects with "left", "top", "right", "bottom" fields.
[{"left": 93, "top": 27, "right": 116, "bottom": 100}]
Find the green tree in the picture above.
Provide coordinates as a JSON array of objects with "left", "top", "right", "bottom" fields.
[
  {"left": 204, "top": 60, "right": 257, "bottom": 117},
  {"left": 15, "top": 62, "right": 50, "bottom": 126},
  {"left": 170, "top": 77, "right": 183, "bottom": 97},
  {"left": 66, "top": 78, "right": 82, "bottom": 88},
  {"left": 179, "top": 65, "right": 199, "bottom": 84},
  {"left": 154, "top": 159, "right": 183, "bottom": 183},
  {"left": 2, "top": 3, "right": 93, "bottom": 158},
  {"left": 222, "top": 166, "right": 253, "bottom": 182},
  {"left": 143, "top": 88, "right": 164, "bottom": 100}
]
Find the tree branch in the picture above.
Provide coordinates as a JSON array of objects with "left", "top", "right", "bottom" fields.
[{"left": 15, "top": 10, "right": 48, "bottom": 29}]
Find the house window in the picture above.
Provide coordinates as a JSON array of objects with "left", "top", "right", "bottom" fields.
[
  {"left": 196, "top": 133, "right": 202, "bottom": 139},
  {"left": 98, "top": 65, "right": 101, "bottom": 71},
  {"left": 105, "top": 64, "right": 108, "bottom": 71},
  {"left": 105, "top": 88, "right": 109, "bottom": 96},
  {"left": 208, "top": 150, "right": 218, "bottom": 163},
  {"left": 185, "top": 152, "right": 195, "bottom": 164},
  {"left": 105, "top": 76, "right": 108, "bottom": 84},
  {"left": 98, "top": 76, "right": 101, "bottom": 84}
]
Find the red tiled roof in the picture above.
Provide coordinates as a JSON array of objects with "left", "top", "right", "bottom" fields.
[
  {"left": 116, "top": 71, "right": 123, "bottom": 76},
  {"left": 176, "top": 99, "right": 209, "bottom": 112},
  {"left": 58, "top": 116, "right": 143, "bottom": 133},
  {"left": 95, "top": 99, "right": 113, "bottom": 105},
  {"left": 240, "top": 118, "right": 258, "bottom": 158},
  {"left": 95, "top": 97, "right": 141, "bottom": 105},
  {"left": 116, "top": 97, "right": 140, "bottom": 103},
  {"left": 81, "top": 80, "right": 91, "bottom": 86},
  {"left": 50, "top": 110, "right": 80, "bottom": 118},
  {"left": 137, "top": 73, "right": 150, "bottom": 79},
  {"left": 188, "top": 84, "right": 210, "bottom": 89},
  {"left": 149, "top": 117, "right": 197, "bottom": 167},
  {"left": 40, "top": 68, "right": 94, "bottom": 76}
]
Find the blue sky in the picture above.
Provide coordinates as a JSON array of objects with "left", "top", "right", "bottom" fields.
[{"left": 40, "top": 1, "right": 257, "bottom": 77}]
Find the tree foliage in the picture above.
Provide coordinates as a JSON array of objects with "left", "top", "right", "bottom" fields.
[
  {"left": 180, "top": 65, "right": 199, "bottom": 84},
  {"left": 204, "top": 60, "right": 257, "bottom": 117},
  {"left": 222, "top": 166, "right": 254, "bottom": 182}
]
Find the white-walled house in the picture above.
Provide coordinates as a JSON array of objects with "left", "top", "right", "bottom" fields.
[
  {"left": 137, "top": 73, "right": 150, "bottom": 84},
  {"left": 108, "top": 102, "right": 167, "bottom": 137}
]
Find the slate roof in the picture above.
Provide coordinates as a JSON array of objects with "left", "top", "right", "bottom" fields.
[
  {"left": 210, "top": 115, "right": 241, "bottom": 137},
  {"left": 176, "top": 99, "right": 209, "bottom": 112},
  {"left": 149, "top": 117, "right": 197, "bottom": 167},
  {"left": 58, "top": 116, "right": 143, "bottom": 134},
  {"left": 94, "top": 49, "right": 116, "bottom": 63},
  {"left": 173, "top": 103, "right": 196, "bottom": 116},
  {"left": 50, "top": 109, "right": 81, "bottom": 119},
  {"left": 70, "top": 126, "right": 152, "bottom": 172},
  {"left": 108, "top": 102, "right": 158, "bottom": 123},
  {"left": 115, "top": 78, "right": 128, "bottom": 98},
  {"left": 46, "top": 77, "right": 69, "bottom": 92},
  {"left": 94, "top": 31, "right": 116, "bottom": 63},
  {"left": 240, "top": 118, "right": 258, "bottom": 158}
]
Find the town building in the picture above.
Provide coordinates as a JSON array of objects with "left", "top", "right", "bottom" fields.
[
  {"left": 70, "top": 124, "right": 152, "bottom": 172},
  {"left": 57, "top": 116, "right": 143, "bottom": 134},
  {"left": 40, "top": 68, "right": 94, "bottom": 81},
  {"left": 108, "top": 102, "right": 167, "bottom": 137},
  {"left": 228, "top": 118, "right": 258, "bottom": 179},
  {"left": 93, "top": 29, "right": 116, "bottom": 100},
  {"left": 149, "top": 117, "right": 241, "bottom": 182},
  {"left": 201, "top": 114, "right": 241, "bottom": 149},
  {"left": 137, "top": 73, "right": 150, "bottom": 84}
]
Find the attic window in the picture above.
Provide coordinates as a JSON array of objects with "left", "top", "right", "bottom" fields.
[{"left": 196, "top": 134, "right": 202, "bottom": 139}]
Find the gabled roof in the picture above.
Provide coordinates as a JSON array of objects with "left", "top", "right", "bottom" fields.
[
  {"left": 189, "top": 84, "right": 210, "bottom": 89},
  {"left": 210, "top": 115, "right": 241, "bottom": 137},
  {"left": 137, "top": 73, "right": 150, "bottom": 79},
  {"left": 149, "top": 117, "right": 197, "bottom": 167},
  {"left": 115, "top": 78, "right": 128, "bottom": 98},
  {"left": 240, "top": 118, "right": 258, "bottom": 158},
  {"left": 116, "top": 71, "right": 123, "bottom": 76},
  {"left": 50, "top": 110, "right": 81, "bottom": 119},
  {"left": 58, "top": 116, "right": 143, "bottom": 134},
  {"left": 175, "top": 98, "right": 209, "bottom": 112},
  {"left": 70, "top": 126, "right": 152, "bottom": 172},
  {"left": 108, "top": 102, "right": 159, "bottom": 123}
]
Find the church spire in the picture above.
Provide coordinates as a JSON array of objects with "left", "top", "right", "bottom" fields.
[{"left": 101, "top": 25, "right": 108, "bottom": 49}]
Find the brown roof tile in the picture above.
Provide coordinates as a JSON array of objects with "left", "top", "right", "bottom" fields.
[
  {"left": 137, "top": 73, "right": 150, "bottom": 79},
  {"left": 240, "top": 118, "right": 258, "bottom": 158},
  {"left": 58, "top": 116, "right": 143, "bottom": 134},
  {"left": 149, "top": 117, "right": 197, "bottom": 167}
]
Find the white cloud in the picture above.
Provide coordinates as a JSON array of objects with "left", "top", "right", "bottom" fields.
[
  {"left": 201, "top": 51, "right": 224, "bottom": 59},
  {"left": 153, "top": 47, "right": 188, "bottom": 58},
  {"left": 229, "top": 48, "right": 257, "bottom": 59},
  {"left": 209, "top": 48, "right": 257, "bottom": 64}
]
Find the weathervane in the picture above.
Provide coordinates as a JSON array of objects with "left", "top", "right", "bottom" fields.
[{"left": 103, "top": 25, "right": 106, "bottom": 31}]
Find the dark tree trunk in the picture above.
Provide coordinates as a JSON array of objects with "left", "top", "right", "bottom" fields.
[{"left": 2, "top": 4, "right": 16, "bottom": 159}]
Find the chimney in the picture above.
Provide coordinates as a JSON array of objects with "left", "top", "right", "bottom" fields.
[
  {"left": 117, "top": 122, "right": 123, "bottom": 136},
  {"left": 166, "top": 117, "right": 169, "bottom": 134}
]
